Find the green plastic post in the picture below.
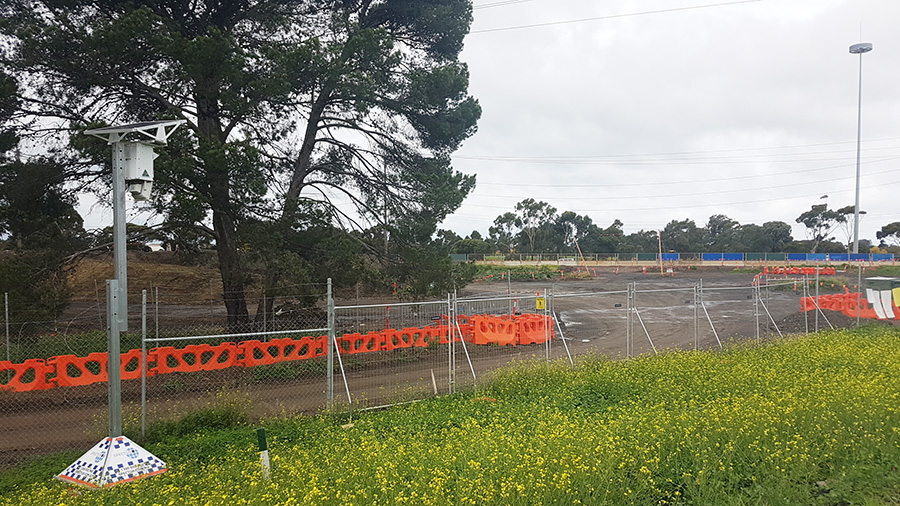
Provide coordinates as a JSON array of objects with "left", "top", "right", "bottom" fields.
[{"left": 257, "top": 428, "right": 268, "bottom": 452}]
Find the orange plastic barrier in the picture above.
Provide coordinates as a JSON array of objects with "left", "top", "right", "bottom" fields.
[
  {"left": 50, "top": 349, "right": 155, "bottom": 387},
  {"left": 470, "top": 316, "right": 516, "bottom": 346},
  {"left": 49, "top": 352, "right": 109, "bottom": 387},
  {"left": 152, "top": 343, "right": 239, "bottom": 374},
  {"left": 516, "top": 314, "right": 556, "bottom": 345},
  {"left": 3, "top": 313, "right": 569, "bottom": 392},
  {"left": 339, "top": 332, "right": 382, "bottom": 355},
  {"left": 240, "top": 336, "right": 327, "bottom": 367},
  {"left": 381, "top": 328, "right": 415, "bottom": 351},
  {"left": 0, "top": 359, "right": 54, "bottom": 391},
  {"left": 414, "top": 325, "right": 448, "bottom": 347}
]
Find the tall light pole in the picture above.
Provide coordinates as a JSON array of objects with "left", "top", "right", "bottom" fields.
[{"left": 850, "top": 42, "right": 872, "bottom": 254}]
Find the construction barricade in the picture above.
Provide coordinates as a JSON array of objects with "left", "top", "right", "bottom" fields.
[
  {"left": 470, "top": 316, "right": 516, "bottom": 346},
  {"left": 152, "top": 343, "right": 238, "bottom": 374},
  {"left": 516, "top": 314, "right": 555, "bottom": 345},
  {"left": 0, "top": 359, "right": 54, "bottom": 391},
  {"left": 0, "top": 312, "right": 564, "bottom": 393}
]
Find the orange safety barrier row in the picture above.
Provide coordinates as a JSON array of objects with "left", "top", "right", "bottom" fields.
[
  {"left": 0, "top": 314, "right": 556, "bottom": 392},
  {"left": 764, "top": 266, "right": 836, "bottom": 276},
  {"left": 802, "top": 292, "right": 897, "bottom": 320}
]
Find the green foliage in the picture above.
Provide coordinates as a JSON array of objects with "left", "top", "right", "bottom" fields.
[
  {"left": 3, "top": 0, "right": 480, "bottom": 325},
  {"left": 252, "top": 362, "right": 299, "bottom": 383},
  {"left": 877, "top": 222, "right": 900, "bottom": 247},
  {"left": 797, "top": 203, "right": 846, "bottom": 253},
  {"left": 0, "top": 251, "right": 72, "bottom": 327},
  {"left": 6, "top": 327, "right": 900, "bottom": 504},
  {"left": 136, "top": 390, "right": 252, "bottom": 445}
]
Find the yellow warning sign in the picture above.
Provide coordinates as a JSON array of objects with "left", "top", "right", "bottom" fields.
[{"left": 536, "top": 297, "right": 545, "bottom": 310}]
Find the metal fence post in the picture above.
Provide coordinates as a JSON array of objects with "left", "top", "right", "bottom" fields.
[
  {"left": 543, "top": 289, "right": 549, "bottom": 361},
  {"left": 626, "top": 283, "right": 633, "bottom": 358},
  {"left": 815, "top": 266, "right": 819, "bottom": 333},
  {"left": 141, "top": 290, "right": 147, "bottom": 438},
  {"left": 754, "top": 281, "right": 760, "bottom": 344},
  {"left": 693, "top": 283, "right": 699, "bottom": 351},
  {"left": 106, "top": 280, "right": 122, "bottom": 437},
  {"left": 155, "top": 286, "right": 159, "bottom": 340},
  {"left": 803, "top": 275, "right": 809, "bottom": 335},
  {"left": 327, "top": 278, "right": 335, "bottom": 406},
  {"left": 447, "top": 293, "right": 454, "bottom": 394},
  {"left": 4, "top": 292, "right": 8, "bottom": 365},
  {"left": 857, "top": 265, "right": 862, "bottom": 328}
]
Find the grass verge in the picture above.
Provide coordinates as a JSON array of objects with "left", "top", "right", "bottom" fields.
[{"left": 2, "top": 326, "right": 900, "bottom": 505}]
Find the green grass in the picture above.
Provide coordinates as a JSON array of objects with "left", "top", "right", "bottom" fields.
[
  {"left": 3, "top": 327, "right": 900, "bottom": 505},
  {"left": 473, "top": 265, "right": 568, "bottom": 281}
]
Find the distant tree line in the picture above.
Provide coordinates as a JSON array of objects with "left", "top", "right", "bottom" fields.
[{"left": 439, "top": 199, "right": 900, "bottom": 256}]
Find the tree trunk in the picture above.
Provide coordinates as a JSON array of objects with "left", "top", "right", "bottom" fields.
[{"left": 212, "top": 208, "right": 250, "bottom": 330}]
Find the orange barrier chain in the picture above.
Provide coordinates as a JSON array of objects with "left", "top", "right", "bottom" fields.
[
  {"left": 381, "top": 328, "right": 416, "bottom": 351},
  {"left": 802, "top": 293, "right": 881, "bottom": 319},
  {"left": 2, "top": 314, "right": 560, "bottom": 392},
  {"left": 49, "top": 352, "right": 110, "bottom": 387},
  {"left": 0, "top": 359, "right": 54, "bottom": 391},
  {"left": 413, "top": 325, "right": 449, "bottom": 346},
  {"left": 240, "top": 336, "right": 327, "bottom": 367},
  {"left": 232, "top": 336, "right": 324, "bottom": 363}
]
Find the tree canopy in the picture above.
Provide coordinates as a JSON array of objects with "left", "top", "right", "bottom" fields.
[{"left": 2, "top": 0, "right": 481, "bottom": 326}]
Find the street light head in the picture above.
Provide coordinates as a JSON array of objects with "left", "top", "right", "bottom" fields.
[{"left": 849, "top": 42, "right": 873, "bottom": 54}]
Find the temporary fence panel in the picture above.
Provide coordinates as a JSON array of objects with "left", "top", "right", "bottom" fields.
[
  {"left": 631, "top": 285, "right": 696, "bottom": 354},
  {"left": 333, "top": 300, "right": 451, "bottom": 408},
  {"left": 551, "top": 290, "right": 629, "bottom": 360},
  {"left": 451, "top": 291, "right": 553, "bottom": 390},
  {"left": 697, "top": 283, "right": 759, "bottom": 347}
]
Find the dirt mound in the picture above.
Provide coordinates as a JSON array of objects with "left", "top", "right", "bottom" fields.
[{"left": 66, "top": 252, "right": 222, "bottom": 305}]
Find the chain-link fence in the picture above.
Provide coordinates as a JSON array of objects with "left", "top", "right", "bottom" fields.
[{"left": 0, "top": 275, "right": 837, "bottom": 467}]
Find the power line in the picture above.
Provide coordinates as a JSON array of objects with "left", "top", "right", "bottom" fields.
[
  {"left": 473, "top": 0, "right": 532, "bottom": 10},
  {"left": 455, "top": 179, "right": 900, "bottom": 212},
  {"left": 469, "top": 157, "right": 900, "bottom": 188},
  {"left": 471, "top": 0, "right": 762, "bottom": 34},
  {"left": 474, "top": 165, "right": 900, "bottom": 201},
  {"left": 455, "top": 136, "right": 900, "bottom": 162}
]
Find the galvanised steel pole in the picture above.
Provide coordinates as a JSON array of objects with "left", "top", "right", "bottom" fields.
[
  {"left": 327, "top": 278, "right": 334, "bottom": 406},
  {"left": 141, "top": 289, "right": 147, "bottom": 438},
  {"left": 112, "top": 143, "right": 128, "bottom": 331},
  {"left": 850, "top": 42, "right": 873, "bottom": 254},
  {"left": 106, "top": 280, "right": 122, "bottom": 437}
]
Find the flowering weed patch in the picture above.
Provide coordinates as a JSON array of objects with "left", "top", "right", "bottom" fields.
[{"left": 3, "top": 327, "right": 900, "bottom": 505}]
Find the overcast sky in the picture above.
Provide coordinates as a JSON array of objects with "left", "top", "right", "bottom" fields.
[
  {"left": 442, "top": 0, "right": 900, "bottom": 245},
  {"left": 77, "top": 0, "right": 899, "bottom": 248}
]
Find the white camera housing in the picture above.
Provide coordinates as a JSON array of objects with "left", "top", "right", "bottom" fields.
[{"left": 118, "top": 143, "right": 157, "bottom": 201}]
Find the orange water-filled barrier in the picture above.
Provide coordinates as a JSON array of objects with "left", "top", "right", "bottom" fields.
[
  {"left": 516, "top": 314, "right": 555, "bottom": 345},
  {"left": 0, "top": 359, "right": 54, "bottom": 391},
  {"left": 470, "top": 316, "right": 516, "bottom": 346},
  {"left": 153, "top": 343, "right": 239, "bottom": 374}
]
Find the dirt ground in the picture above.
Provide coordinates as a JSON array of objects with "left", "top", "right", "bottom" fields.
[{"left": 1, "top": 266, "right": 885, "bottom": 468}]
